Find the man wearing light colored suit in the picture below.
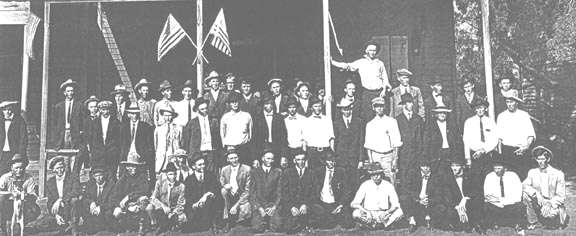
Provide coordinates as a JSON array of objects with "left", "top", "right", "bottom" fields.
[
  {"left": 219, "top": 149, "right": 252, "bottom": 231},
  {"left": 389, "top": 69, "right": 424, "bottom": 119}
]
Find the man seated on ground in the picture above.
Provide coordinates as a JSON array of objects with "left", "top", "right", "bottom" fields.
[
  {"left": 281, "top": 150, "right": 316, "bottom": 234},
  {"left": 80, "top": 168, "right": 115, "bottom": 233},
  {"left": 483, "top": 158, "right": 525, "bottom": 234},
  {"left": 111, "top": 152, "right": 150, "bottom": 233},
  {"left": 250, "top": 146, "right": 283, "bottom": 233},
  {"left": 351, "top": 163, "right": 403, "bottom": 230},
  {"left": 146, "top": 162, "right": 186, "bottom": 234},
  {"left": 0, "top": 154, "right": 40, "bottom": 234},
  {"left": 183, "top": 154, "right": 219, "bottom": 233},
  {"left": 219, "top": 149, "right": 252, "bottom": 232},
  {"left": 399, "top": 159, "right": 433, "bottom": 233},
  {"left": 310, "top": 151, "right": 353, "bottom": 229},
  {"left": 523, "top": 146, "right": 568, "bottom": 230},
  {"left": 46, "top": 156, "right": 82, "bottom": 235}
]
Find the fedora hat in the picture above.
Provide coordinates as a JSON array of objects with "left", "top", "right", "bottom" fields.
[
  {"left": 97, "top": 100, "right": 113, "bottom": 109},
  {"left": 110, "top": 84, "right": 129, "bottom": 95},
  {"left": 125, "top": 103, "right": 140, "bottom": 113},
  {"left": 158, "top": 105, "right": 178, "bottom": 117},
  {"left": 121, "top": 152, "right": 145, "bottom": 166},
  {"left": 91, "top": 168, "right": 106, "bottom": 176},
  {"left": 59, "top": 79, "right": 78, "bottom": 91},
  {"left": 432, "top": 105, "right": 452, "bottom": 113},
  {"left": 398, "top": 93, "right": 414, "bottom": 105},
  {"left": 169, "top": 149, "right": 188, "bottom": 160},
  {"left": 0, "top": 101, "right": 18, "bottom": 110},
  {"left": 286, "top": 97, "right": 298, "bottom": 107},
  {"left": 366, "top": 163, "right": 385, "bottom": 175},
  {"left": 267, "top": 78, "right": 283, "bottom": 87},
  {"left": 204, "top": 71, "right": 221, "bottom": 84},
  {"left": 531, "top": 145, "right": 553, "bottom": 160},
  {"left": 9, "top": 153, "right": 28, "bottom": 167},
  {"left": 182, "top": 80, "right": 195, "bottom": 89},
  {"left": 48, "top": 156, "right": 67, "bottom": 170},
  {"left": 83, "top": 96, "right": 100, "bottom": 107},
  {"left": 158, "top": 80, "right": 172, "bottom": 92},
  {"left": 134, "top": 78, "right": 152, "bottom": 92}
]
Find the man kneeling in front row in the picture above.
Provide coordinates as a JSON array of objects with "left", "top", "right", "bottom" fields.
[
  {"left": 351, "top": 163, "right": 403, "bottom": 229},
  {"left": 146, "top": 162, "right": 186, "bottom": 234}
]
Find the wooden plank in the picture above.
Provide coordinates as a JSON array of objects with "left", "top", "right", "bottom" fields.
[
  {"left": 48, "top": 0, "right": 191, "bottom": 3},
  {"left": 39, "top": 0, "right": 50, "bottom": 200},
  {"left": 390, "top": 36, "right": 409, "bottom": 82},
  {"left": 0, "top": 11, "right": 28, "bottom": 24}
]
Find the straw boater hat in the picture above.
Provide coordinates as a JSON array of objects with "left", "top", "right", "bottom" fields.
[
  {"left": 134, "top": 78, "right": 152, "bottom": 92},
  {"left": 125, "top": 104, "right": 140, "bottom": 114},
  {"left": 169, "top": 149, "right": 188, "bottom": 161},
  {"left": 204, "top": 71, "right": 221, "bottom": 84},
  {"left": 9, "top": 153, "right": 28, "bottom": 167},
  {"left": 267, "top": 78, "right": 283, "bottom": 87},
  {"left": 121, "top": 152, "right": 145, "bottom": 166},
  {"left": 398, "top": 93, "right": 414, "bottom": 105},
  {"left": 48, "top": 156, "right": 67, "bottom": 170},
  {"left": 59, "top": 79, "right": 78, "bottom": 91},
  {"left": 336, "top": 98, "right": 353, "bottom": 108},
  {"left": 0, "top": 101, "right": 18, "bottom": 110},
  {"left": 97, "top": 100, "right": 113, "bottom": 109},
  {"left": 531, "top": 146, "right": 553, "bottom": 160},
  {"left": 158, "top": 105, "right": 178, "bottom": 117},
  {"left": 110, "top": 84, "right": 129, "bottom": 95},
  {"left": 83, "top": 96, "right": 100, "bottom": 107},
  {"left": 396, "top": 69, "right": 413, "bottom": 78},
  {"left": 432, "top": 105, "right": 452, "bottom": 113},
  {"left": 158, "top": 80, "right": 172, "bottom": 92},
  {"left": 504, "top": 90, "right": 524, "bottom": 103}
]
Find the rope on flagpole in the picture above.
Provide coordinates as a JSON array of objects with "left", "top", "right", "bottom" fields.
[{"left": 191, "top": 33, "right": 211, "bottom": 65}]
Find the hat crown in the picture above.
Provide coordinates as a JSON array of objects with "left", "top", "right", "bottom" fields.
[
  {"left": 396, "top": 68, "right": 413, "bottom": 77},
  {"left": 124, "top": 152, "right": 145, "bottom": 165},
  {"left": 114, "top": 84, "right": 126, "bottom": 91},
  {"left": 173, "top": 149, "right": 188, "bottom": 157},
  {"left": 159, "top": 80, "right": 172, "bottom": 90},
  {"left": 371, "top": 97, "right": 386, "bottom": 105}
]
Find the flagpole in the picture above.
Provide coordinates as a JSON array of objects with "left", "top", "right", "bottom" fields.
[
  {"left": 481, "top": 0, "right": 495, "bottom": 120},
  {"left": 323, "top": 0, "right": 332, "bottom": 120},
  {"left": 21, "top": 23, "right": 30, "bottom": 112},
  {"left": 196, "top": 0, "right": 203, "bottom": 97},
  {"left": 39, "top": 0, "right": 51, "bottom": 200}
]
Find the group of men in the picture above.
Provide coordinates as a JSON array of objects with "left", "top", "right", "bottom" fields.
[{"left": 0, "top": 41, "right": 568, "bottom": 235}]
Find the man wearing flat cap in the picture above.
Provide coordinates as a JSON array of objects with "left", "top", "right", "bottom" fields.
[
  {"left": 395, "top": 93, "right": 425, "bottom": 183},
  {"left": 350, "top": 163, "right": 403, "bottom": 229},
  {"left": 364, "top": 97, "right": 402, "bottom": 184},
  {"left": 523, "top": 146, "right": 567, "bottom": 230},
  {"left": 423, "top": 78, "right": 451, "bottom": 123},
  {"left": 173, "top": 80, "right": 197, "bottom": 128},
  {"left": 496, "top": 91, "right": 535, "bottom": 180},
  {"left": 46, "top": 156, "right": 82, "bottom": 235},
  {"left": 146, "top": 162, "right": 186, "bottom": 234},
  {"left": 220, "top": 92, "right": 253, "bottom": 164},
  {"left": 50, "top": 78, "right": 84, "bottom": 149},
  {"left": 120, "top": 104, "right": 155, "bottom": 186},
  {"left": 455, "top": 79, "right": 485, "bottom": 130},
  {"left": 0, "top": 154, "right": 40, "bottom": 233},
  {"left": 303, "top": 97, "right": 335, "bottom": 169},
  {"left": 80, "top": 168, "right": 116, "bottom": 233},
  {"left": 154, "top": 80, "right": 174, "bottom": 127},
  {"left": 389, "top": 69, "right": 424, "bottom": 119},
  {"left": 134, "top": 78, "right": 156, "bottom": 126},
  {"left": 111, "top": 84, "right": 131, "bottom": 123},
  {"left": 423, "top": 105, "right": 463, "bottom": 176},
  {"left": 0, "top": 101, "right": 27, "bottom": 175},
  {"left": 86, "top": 100, "right": 121, "bottom": 180},
  {"left": 332, "top": 42, "right": 392, "bottom": 120},
  {"left": 154, "top": 105, "right": 182, "bottom": 173},
  {"left": 219, "top": 149, "right": 252, "bottom": 231},
  {"left": 203, "top": 71, "right": 229, "bottom": 121}
]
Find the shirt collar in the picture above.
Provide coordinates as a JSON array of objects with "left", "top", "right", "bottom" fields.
[
  {"left": 56, "top": 173, "right": 66, "bottom": 181},
  {"left": 4, "top": 114, "right": 14, "bottom": 121}
]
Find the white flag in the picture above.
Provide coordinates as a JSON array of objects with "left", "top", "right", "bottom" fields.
[{"left": 208, "top": 9, "right": 231, "bottom": 57}]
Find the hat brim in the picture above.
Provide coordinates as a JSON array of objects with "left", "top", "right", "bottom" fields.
[
  {"left": 267, "top": 79, "right": 283, "bottom": 87},
  {"left": 432, "top": 109, "right": 452, "bottom": 113},
  {"left": 505, "top": 96, "right": 524, "bottom": 103},
  {"left": 367, "top": 169, "right": 385, "bottom": 175},
  {"left": 204, "top": 76, "right": 221, "bottom": 84},
  {"left": 532, "top": 146, "right": 553, "bottom": 160},
  {"left": 0, "top": 101, "right": 19, "bottom": 109},
  {"left": 159, "top": 110, "right": 178, "bottom": 117},
  {"left": 60, "top": 81, "right": 78, "bottom": 91},
  {"left": 121, "top": 161, "right": 145, "bottom": 166},
  {"left": 134, "top": 82, "right": 152, "bottom": 91},
  {"left": 110, "top": 90, "right": 129, "bottom": 95}
]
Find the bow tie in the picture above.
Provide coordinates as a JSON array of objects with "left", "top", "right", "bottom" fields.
[
  {"left": 435, "top": 93, "right": 443, "bottom": 97},
  {"left": 540, "top": 169, "right": 548, "bottom": 174}
]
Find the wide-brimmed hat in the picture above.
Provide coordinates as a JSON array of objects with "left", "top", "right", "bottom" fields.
[
  {"left": 163, "top": 162, "right": 178, "bottom": 173},
  {"left": 471, "top": 99, "right": 489, "bottom": 109},
  {"left": 398, "top": 93, "right": 414, "bottom": 105},
  {"left": 169, "top": 149, "right": 188, "bottom": 160},
  {"left": 204, "top": 71, "right": 221, "bottom": 84},
  {"left": 371, "top": 97, "right": 386, "bottom": 106},
  {"left": 48, "top": 156, "right": 67, "bottom": 170},
  {"left": 9, "top": 153, "right": 28, "bottom": 167},
  {"left": 91, "top": 168, "right": 106, "bottom": 176},
  {"left": 182, "top": 80, "right": 195, "bottom": 90},
  {"left": 396, "top": 69, "right": 413, "bottom": 78},
  {"left": 110, "top": 84, "right": 129, "bottom": 95},
  {"left": 158, "top": 105, "right": 178, "bottom": 117},
  {"left": 134, "top": 78, "right": 152, "bottom": 92},
  {"left": 366, "top": 163, "right": 385, "bottom": 175},
  {"left": 532, "top": 145, "right": 553, "bottom": 160},
  {"left": 83, "top": 96, "right": 100, "bottom": 107},
  {"left": 432, "top": 105, "right": 452, "bottom": 113},
  {"left": 158, "top": 80, "right": 172, "bottom": 92},
  {"left": 504, "top": 90, "right": 524, "bottom": 103},
  {"left": 267, "top": 78, "right": 283, "bottom": 87},
  {"left": 0, "top": 101, "right": 18, "bottom": 110},
  {"left": 336, "top": 98, "right": 354, "bottom": 108},
  {"left": 59, "top": 79, "right": 78, "bottom": 91},
  {"left": 121, "top": 152, "right": 145, "bottom": 166},
  {"left": 363, "top": 41, "right": 380, "bottom": 54},
  {"left": 97, "top": 100, "right": 113, "bottom": 109},
  {"left": 125, "top": 104, "right": 140, "bottom": 113}
]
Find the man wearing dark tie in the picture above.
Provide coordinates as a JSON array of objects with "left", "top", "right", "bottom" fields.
[
  {"left": 80, "top": 168, "right": 116, "bottom": 233},
  {"left": 87, "top": 101, "right": 121, "bottom": 179},
  {"left": 173, "top": 80, "right": 197, "bottom": 128},
  {"left": 0, "top": 101, "right": 27, "bottom": 175},
  {"left": 182, "top": 99, "right": 221, "bottom": 176},
  {"left": 183, "top": 154, "right": 219, "bottom": 233},
  {"left": 111, "top": 84, "right": 131, "bottom": 123},
  {"left": 280, "top": 151, "right": 315, "bottom": 233},
  {"left": 253, "top": 98, "right": 287, "bottom": 166},
  {"left": 395, "top": 94, "right": 425, "bottom": 184},
  {"left": 50, "top": 79, "right": 84, "bottom": 149},
  {"left": 455, "top": 79, "right": 485, "bottom": 130},
  {"left": 250, "top": 147, "right": 283, "bottom": 233}
]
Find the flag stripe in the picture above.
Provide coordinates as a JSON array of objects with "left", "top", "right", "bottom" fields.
[
  {"left": 207, "top": 9, "right": 231, "bottom": 56},
  {"left": 158, "top": 14, "right": 188, "bottom": 61},
  {"left": 159, "top": 30, "right": 185, "bottom": 53}
]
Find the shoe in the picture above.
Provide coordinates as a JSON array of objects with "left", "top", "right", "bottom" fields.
[
  {"left": 527, "top": 223, "right": 537, "bottom": 230},
  {"left": 515, "top": 224, "right": 525, "bottom": 235}
]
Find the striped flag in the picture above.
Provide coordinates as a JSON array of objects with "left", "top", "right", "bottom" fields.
[
  {"left": 207, "top": 9, "right": 231, "bottom": 57},
  {"left": 157, "top": 14, "right": 188, "bottom": 61},
  {"left": 24, "top": 13, "right": 41, "bottom": 59}
]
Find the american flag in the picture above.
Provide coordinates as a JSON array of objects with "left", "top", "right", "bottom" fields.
[
  {"left": 157, "top": 14, "right": 188, "bottom": 61},
  {"left": 24, "top": 13, "right": 41, "bottom": 59},
  {"left": 208, "top": 9, "right": 231, "bottom": 57}
]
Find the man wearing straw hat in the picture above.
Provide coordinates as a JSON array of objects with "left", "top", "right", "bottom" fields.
[
  {"left": 523, "top": 146, "right": 568, "bottom": 230},
  {"left": 50, "top": 78, "right": 84, "bottom": 149},
  {"left": 75, "top": 96, "right": 99, "bottom": 174},
  {"left": 423, "top": 105, "right": 463, "bottom": 176},
  {"left": 154, "top": 80, "right": 174, "bottom": 127},
  {"left": 0, "top": 101, "right": 27, "bottom": 175},
  {"left": 111, "top": 84, "right": 131, "bottom": 123},
  {"left": 203, "top": 71, "right": 229, "bottom": 121},
  {"left": 45, "top": 156, "right": 82, "bottom": 235},
  {"left": 86, "top": 100, "right": 121, "bottom": 180},
  {"left": 121, "top": 104, "right": 155, "bottom": 186},
  {"left": 363, "top": 97, "right": 402, "bottom": 184},
  {"left": 154, "top": 105, "right": 181, "bottom": 174},
  {"left": 134, "top": 78, "right": 156, "bottom": 126}
]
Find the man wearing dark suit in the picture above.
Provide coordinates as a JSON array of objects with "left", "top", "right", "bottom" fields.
[
  {"left": 429, "top": 157, "right": 484, "bottom": 233},
  {"left": 310, "top": 152, "right": 353, "bottom": 229},
  {"left": 333, "top": 99, "right": 365, "bottom": 169},
  {"left": 219, "top": 149, "right": 252, "bottom": 231},
  {"left": 334, "top": 79, "right": 362, "bottom": 119},
  {"left": 250, "top": 148, "right": 283, "bottom": 233},
  {"left": 423, "top": 106, "right": 463, "bottom": 176},
  {"left": 253, "top": 98, "right": 287, "bottom": 165},
  {"left": 80, "top": 168, "right": 116, "bottom": 233},
  {"left": 181, "top": 99, "right": 221, "bottom": 175},
  {"left": 120, "top": 105, "right": 155, "bottom": 186},
  {"left": 263, "top": 78, "right": 290, "bottom": 116},
  {"left": 203, "top": 71, "right": 229, "bottom": 121},
  {"left": 183, "top": 154, "right": 220, "bottom": 233},
  {"left": 0, "top": 101, "right": 27, "bottom": 175},
  {"left": 395, "top": 94, "right": 425, "bottom": 183},
  {"left": 423, "top": 79, "right": 451, "bottom": 123},
  {"left": 76, "top": 96, "right": 100, "bottom": 173},
  {"left": 295, "top": 82, "right": 313, "bottom": 117},
  {"left": 50, "top": 79, "right": 84, "bottom": 149},
  {"left": 281, "top": 151, "right": 315, "bottom": 233},
  {"left": 111, "top": 84, "right": 131, "bottom": 123},
  {"left": 389, "top": 69, "right": 425, "bottom": 119},
  {"left": 454, "top": 79, "right": 485, "bottom": 130},
  {"left": 238, "top": 78, "right": 261, "bottom": 118},
  {"left": 87, "top": 101, "right": 121, "bottom": 179},
  {"left": 400, "top": 159, "right": 433, "bottom": 233},
  {"left": 46, "top": 156, "right": 82, "bottom": 235}
]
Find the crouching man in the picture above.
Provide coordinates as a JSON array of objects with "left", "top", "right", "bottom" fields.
[
  {"left": 46, "top": 156, "right": 82, "bottom": 235},
  {"left": 219, "top": 149, "right": 251, "bottom": 232},
  {"left": 523, "top": 146, "right": 568, "bottom": 230},
  {"left": 351, "top": 163, "right": 403, "bottom": 229},
  {"left": 80, "top": 168, "right": 115, "bottom": 234},
  {"left": 183, "top": 154, "right": 219, "bottom": 233},
  {"left": 146, "top": 162, "right": 186, "bottom": 234},
  {"left": 110, "top": 152, "right": 150, "bottom": 233}
]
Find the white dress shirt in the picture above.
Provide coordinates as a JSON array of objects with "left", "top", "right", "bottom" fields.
[
  {"left": 419, "top": 174, "right": 429, "bottom": 200},
  {"left": 101, "top": 116, "right": 110, "bottom": 144},
  {"left": 274, "top": 95, "right": 283, "bottom": 114},
  {"left": 264, "top": 111, "right": 274, "bottom": 143},
  {"left": 364, "top": 115, "right": 403, "bottom": 153},
  {"left": 173, "top": 99, "right": 197, "bottom": 127},
  {"left": 303, "top": 114, "right": 334, "bottom": 148},
  {"left": 320, "top": 167, "right": 335, "bottom": 204},
  {"left": 347, "top": 56, "right": 390, "bottom": 90},
  {"left": 211, "top": 90, "right": 220, "bottom": 103},
  {"left": 284, "top": 114, "right": 305, "bottom": 148},
  {"left": 65, "top": 100, "right": 73, "bottom": 129},
  {"left": 299, "top": 98, "right": 309, "bottom": 112},
  {"left": 484, "top": 171, "right": 522, "bottom": 207},
  {"left": 3, "top": 117, "right": 12, "bottom": 151},
  {"left": 463, "top": 115, "right": 498, "bottom": 160},
  {"left": 199, "top": 115, "right": 213, "bottom": 151},
  {"left": 496, "top": 109, "right": 536, "bottom": 147},
  {"left": 437, "top": 120, "right": 449, "bottom": 148},
  {"left": 351, "top": 179, "right": 400, "bottom": 211}
]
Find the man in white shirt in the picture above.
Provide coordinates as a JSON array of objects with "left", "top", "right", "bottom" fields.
[
  {"left": 496, "top": 92, "right": 535, "bottom": 180},
  {"left": 523, "top": 146, "right": 567, "bottom": 230},
  {"left": 364, "top": 97, "right": 402, "bottom": 183},
  {"left": 46, "top": 156, "right": 82, "bottom": 235},
  {"left": 483, "top": 159, "right": 525, "bottom": 234},
  {"left": 351, "top": 163, "right": 403, "bottom": 229},
  {"left": 173, "top": 80, "right": 197, "bottom": 127},
  {"left": 111, "top": 84, "right": 130, "bottom": 123},
  {"left": 332, "top": 42, "right": 391, "bottom": 119},
  {"left": 154, "top": 80, "right": 174, "bottom": 127},
  {"left": 220, "top": 93, "right": 253, "bottom": 164},
  {"left": 219, "top": 149, "right": 252, "bottom": 232},
  {"left": 283, "top": 98, "right": 305, "bottom": 165},
  {"left": 303, "top": 98, "right": 335, "bottom": 169},
  {"left": 463, "top": 99, "right": 498, "bottom": 185}
]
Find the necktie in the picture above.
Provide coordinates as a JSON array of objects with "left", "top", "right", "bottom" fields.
[
  {"left": 479, "top": 118, "right": 485, "bottom": 142},
  {"left": 188, "top": 101, "right": 192, "bottom": 121},
  {"left": 178, "top": 171, "right": 184, "bottom": 182},
  {"left": 97, "top": 185, "right": 102, "bottom": 198},
  {"left": 166, "top": 125, "right": 171, "bottom": 152},
  {"left": 500, "top": 176, "right": 505, "bottom": 197},
  {"left": 118, "top": 105, "right": 122, "bottom": 121},
  {"left": 199, "top": 174, "right": 204, "bottom": 183},
  {"left": 298, "top": 169, "right": 303, "bottom": 178},
  {"left": 328, "top": 169, "right": 333, "bottom": 183},
  {"left": 130, "top": 123, "right": 136, "bottom": 142},
  {"left": 345, "top": 118, "right": 350, "bottom": 129},
  {"left": 66, "top": 101, "right": 72, "bottom": 125}
]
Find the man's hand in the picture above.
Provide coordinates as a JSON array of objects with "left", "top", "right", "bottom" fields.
[
  {"left": 419, "top": 197, "right": 429, "bottom": 206},
  {"left": 535, "top": 193, "right": 544, "bottom": 206},
  {"left": 291, "top": 207, "right": 300, "bottom": 216},
  {"left": 55, "top": 214, "right": 66, "bottom": 226},
  {"left": 472, "top": 149, "right": 485, "bottom": 159},
  {"left": 113, "top": 207, "right": 123, "bottom": 218},
  {"left": 379, "top": 210, "right": 392, "bottom": 222},
  {"left": 299, "top": 205, "right": 308, "bottom": 215},
  {"left": 466, "top": 159, "right": 472, "bottom": 168},
  {"left": 331, "top": 205, "right": 343, "bottom": 215},
  {"left": 163, "top": 205, "right": 171, "bottom": 215},
  {"left": 266, "top": 206, "right": 277, "bottom": 216},
  {"left": 258, "top": 208, "right": 267, "bottom": 217},
  {"left": 457, "top": 210, "right": 469, "bottom": 223},
  {"left": 230, "top": 205, "right": 238, "bottom": 215},
  {"left": 223, "top": 184, "right": 232, "bottom": 191},
  {"left": 51, "top": 199, "right": 62, "bottom": 215},
  {"left": 357, "top": 162, "right": 364, "bottom": 169},
  {"left": 119, "top": 195, "right": 130, "bottom": 208},
  {"left": 515, "top": 146, "right": 528, "bottom": 156}
]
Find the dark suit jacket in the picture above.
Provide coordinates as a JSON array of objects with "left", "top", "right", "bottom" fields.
[
  {"left": 46, "top": 173, "right": 82, "bottom": 210},
  {"left": 423, "top": 120, "right": 463, "bottom": 161},
  {"left": 250, "top": 167, "right": 282, "bottom": 210},
  {"left": 400, "top": 167, "right": 432, "bottom": 206},
  {"left": 203, "top": 90, "right": 229, "bottom": 120},
  {"left": 119, "top": 121, "right": 154, "bottom": 165},
  {"left": 454, "top": 93, "right": 485, "bottom": 129},
  {"left": 112, "top": 101, "right": 131, "bottom": 123},
  {"left": 110, "top": 172, "right": 149, "bottom": 207},
  {"left": 494, "top": 92, "right": 508, "bottom": 115},
  {"left": 296, "top": 99, "right": 313, "bottom": 117},
  {"left": 239, "top": 93, "right": 261, "bottom": 118},
  {"left": 423, "top": 93, "right": 451, "bottom": 123},
  {"left": 184, "top": 172, "right": 219, "bottom": 214},
  {"left": 50, "top": 99, "right": 84, "bottom": 148},
  {"left": 262, "top": 92, "right": 290, "bottom": 116},
  {"left": 0, "top": 115, "right": 27, "bottom": 158},
  {"left": 313, "top": 167, "right": 348, "bottom": 205},
  {"left": 83, "top": 179, "right": 115, "bottom": 213},
  {"left": 253, "top": 112, "right": 287, "bottom": 153},
  {"left": 87, "top": 117, "right": 121, "bottom": 170},
  {"left": 396, "top": 113, "right": 425, "bottom": 170},
  {"left": 429, "top": 171, "right": 477, "bottom": 209},
  {"left": 281, "top": 167, "right": 315, "bottom": 211},
  {"left": 181, "top": 116, "right": 221, "bottom": 155},
  {"left": 333, "top": 115, "right": 365, "bottom": 167}
]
